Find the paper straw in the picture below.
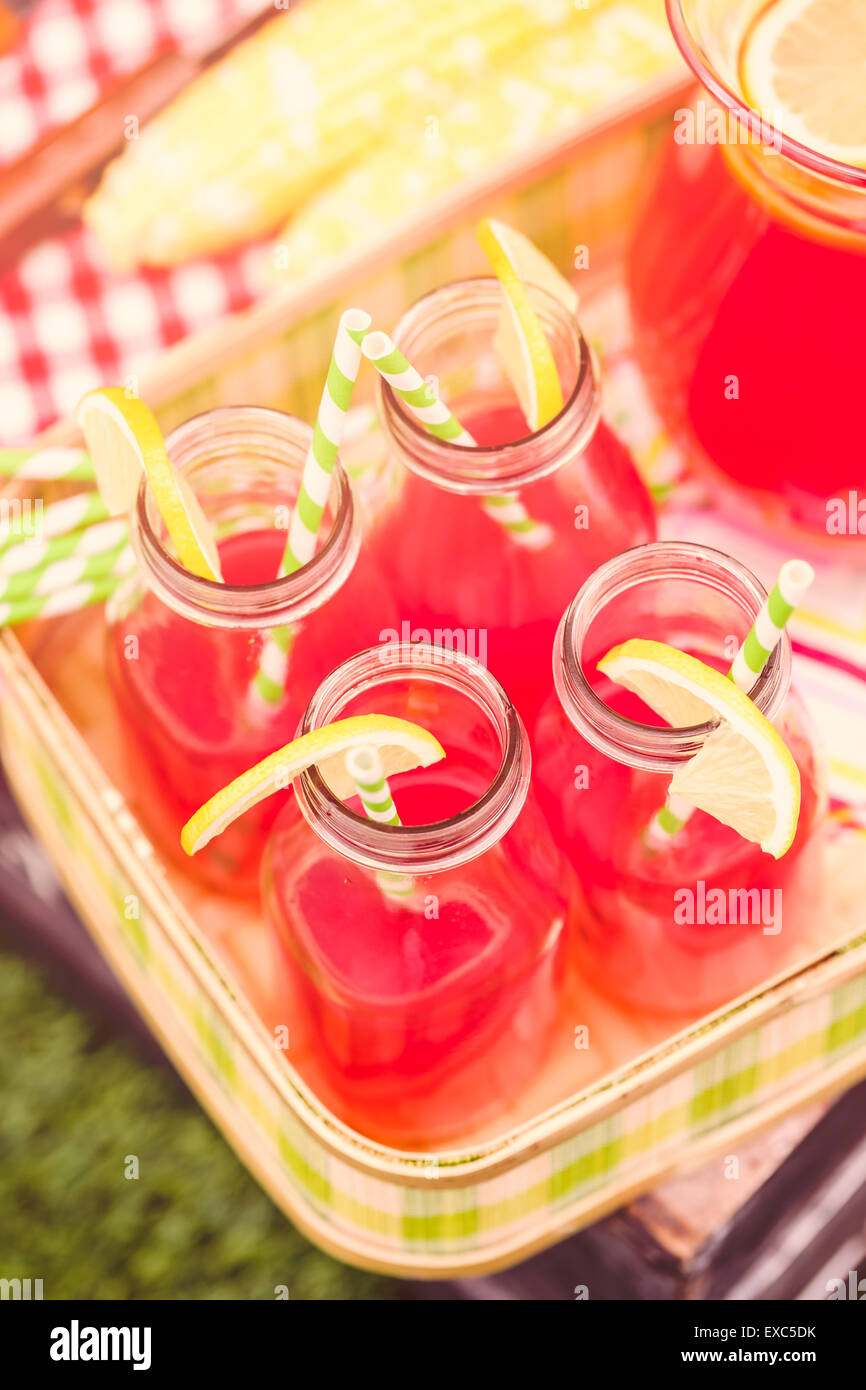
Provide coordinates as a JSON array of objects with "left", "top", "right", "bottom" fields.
[
  {"left": 646, "top": 559, "right": 815, "bottom": 848},
  {"left": 344, "top": 746, "right": 415, "bottom": 898},
  {"left": 0, "top": 516, "right": 128, "bottom": 575},
  {"left": 279, "top": 308, "right": 371, "bottom": 576},
  {"left": 0, "top": 556, "right": 134, "bottom": 627},
  {"left": 345, "top": 745, "right": 401, "bottom": 825},
  {"left": 729, "top": 560, "right": 815, "bottom": 693},
  {"left": 0, "top": 491, "right": 109, "bottom": 554},
  {"left": 249, "top": 310, "right": 371, "bottom": 713},
  {"left": 0, "top": 446, "right": 94, "bottom": 482},
  {"left": 361, "top": 331, "right": 553, "bottom": 551},
  {"left": 0, "top": 538, "right": 131, "bottom": 603}
]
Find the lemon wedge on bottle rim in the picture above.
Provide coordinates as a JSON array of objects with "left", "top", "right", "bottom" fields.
[
  {"left": 598, "top": 640, "right": 801, "bottom": 858},
  {"left": 75, "top": 386, "right": 222, "bottom": 582},
  {"left": 181, "top": 715, "right": 446, "bottom": 856},
  {"left": 741, "top": 0, "right": 866, "bottom": 168},
  {"left": 476, "top": 217, "right": 578, "bottom": 432}
]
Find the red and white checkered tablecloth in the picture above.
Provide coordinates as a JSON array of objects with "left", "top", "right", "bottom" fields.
[{"left": 0, "top": 0, "right": 270, "bottom": 446}]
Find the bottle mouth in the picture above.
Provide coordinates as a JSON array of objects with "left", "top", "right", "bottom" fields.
[
  {"left": 668, "top": 0, "right": 866, "bottom": 189},
  {"left": 377, "top": 277, "right": 600, "bottom": 495},
  {"left": 554, "top": 541, "right": 792, "bottom": 773},
  {"left": 295, "top": 642, "right": 531, "bottom": 874},
  {"left": 132, "top": 406, "right": 359, "bottom": 630}
]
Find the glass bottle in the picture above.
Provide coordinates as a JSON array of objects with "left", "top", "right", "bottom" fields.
[
  {"left": 366, "top": 278, "right": 656, "bottom": 727},
  {"left": 262, "top": 641, "right": 578, "bottom": 1148},
  {"left": 106, "top": 406, "right": 395, "bottom": 894},
  {"left": 534, "top": 542, "right": 826, "bottom": 1016}
]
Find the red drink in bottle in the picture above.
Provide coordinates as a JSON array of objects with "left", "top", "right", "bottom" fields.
[
  {"left": 262, "top": 643, "right": 580, "bottom": 1147},
  {"left": 106, "top": 407, "right": 395, "bottom": 894},
  {"left": 534, "top": 543, "right": 826, "bottom": 1017},
  {"left": 367, "top": 279, "right": 655, "bottom": 726}
]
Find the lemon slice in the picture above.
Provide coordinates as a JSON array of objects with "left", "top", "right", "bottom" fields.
[
  {"left": 181, "top": 715, "right": 446, "bottom": 856},
  {"left": 75, "top": 387, "right": 222, "bottom": 582},
  {"left": 477, "top": 218, "right": 576, "bottom": 431},
  {"left": 598, "top": 639, "right": 801, "bottom": 858},
  {"left": 741, "top": 0, "right": 866, "bottom": 167}
]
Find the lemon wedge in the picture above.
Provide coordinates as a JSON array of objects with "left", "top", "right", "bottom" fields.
[
  {"left": 75, "top": 387, "right": 222, "bottom": 582},
  {"left": 598, "top": 639, "right": 801, "bottom": 858},
  {"left": 741, "top": 0, "right": 866, "bottom": 167},
  {"left": 476, "top": 217, "right": 577, "bottom": 431},
  {"left": 181, "top": 715, "right": 446, "bottom": 856}
]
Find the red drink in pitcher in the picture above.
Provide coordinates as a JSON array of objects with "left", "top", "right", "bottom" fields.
[
  {"left": 106, "top": 406, "right": 395, "bottom": 895},
  {"left": 367, "top": 279, "right": 655, "bottom": 726},
  {"left": 262, "top": 643, "right": 579, "bottom": 1148},
  {"left": 534, "top": 543, "right": 826, "bottom": 1017},
  {"left": 628, "top": 0, "right": 866, "bottom": 541}
]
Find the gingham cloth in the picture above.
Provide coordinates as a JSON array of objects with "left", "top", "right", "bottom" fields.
[{"left": 0, "top": 0, "right": 268, "bottom": 445}]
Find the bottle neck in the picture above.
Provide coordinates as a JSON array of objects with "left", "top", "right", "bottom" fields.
[
  {"left": 295, "top": 643, "right": 531, "bottom": 874},
  {"left": 554, "top": 542, "right": 792, "bottom": 773},
  {"left": 669, "top": 0, "right": 866, "bottom": 249},
  {"left": 378, "top": 278, "right": 601, "bottom": 495},
  {"left": 130, "top": 406, "right": 359, "bottom": 630}
]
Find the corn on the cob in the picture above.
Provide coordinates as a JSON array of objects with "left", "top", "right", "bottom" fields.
[
  {"left": 268, "top": 0, "right": 677, "bottom": 283},
  {"left": 84, "top": 0, "right": 575, "bottom": 269}
]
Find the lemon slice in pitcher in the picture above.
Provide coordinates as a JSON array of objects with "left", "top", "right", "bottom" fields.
[
  {"left": 741, "top": 0, "right": 866, "bottom": 167},
  {"left": 75, "top": 387, "right": 222, "bottom": 582},
  {"left": 598, "top": 639, "right": 801, "bottom": 858},
  {"left": 181, "top": 715, "right": 446, "bottom": 856},
  {"left": 476, "top": 218, "right": 577, "bottom": 431}
]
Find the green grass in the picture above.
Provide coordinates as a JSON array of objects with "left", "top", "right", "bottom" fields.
[{"left": 0, "top": 945, "right": 398, "bottom": 1300}]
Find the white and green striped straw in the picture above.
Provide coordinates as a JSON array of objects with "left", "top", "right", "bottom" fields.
[
  {"left": 278, "top": 308, "right": 371, "bottom": 577},
  {"left": 361, "top": 331, "right": 553, "bottom": 551},
  {"left": 0, "top": 446, "right": 94, "bottom": 483},
  {"left": 344, "top": 746, "right": 415, "bottom": 898},
  {"left": 728, "top": 560, "right": 815, "bottom": 693},
  {"left": 646, "top": 559, "right": 815, "bottom": 848},
  {"left": 0, "top": 491, "right": 109, "bottom": 555},
  {"left": 0, "top": 553, "right": 134, "bottom": 628},
  {"left": 0, "top": 516, "right": 128, "bottom": 576},
  {"left": 345, "top": 745, "right": 401, "bottom": 824},
  {"left": 250, "top": 310, "right": 371, "bottom": 713},
  {"left": 0, "top": 537, "right": 131, "bottom": 604}
]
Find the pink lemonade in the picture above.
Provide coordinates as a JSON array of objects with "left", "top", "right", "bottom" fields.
[
  {"left": 368, "top": 278, "right": 655, "bottom": 726},
  {"left": 628, "top": 0, "right": 866, "bottom": 538},
  {"left": 106, "top": 407, "right": 395, "bottom": 896},
  {"left": 262, "top": 644, "right": 578, "bottom": 1148},
  {"left": 533, "top": 543, "right": 826, "bottom": 1017}
]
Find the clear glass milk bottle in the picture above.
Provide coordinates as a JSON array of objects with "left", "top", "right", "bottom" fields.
[
  {"left": 365, "top": 278, "right": 656, "bottom": 726},
  {"left": 534, "top": 542, "right": 826, "bottom": 1017},
  {"left": 261, "top": 642, "right": 579, "bottom": 1148},
  {"left": 106, "top": 406, "right": 396, "bottom": 895}
]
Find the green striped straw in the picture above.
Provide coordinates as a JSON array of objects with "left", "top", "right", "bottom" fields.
[
  {"left": 345, "top": 745, "right": 401, "bottom": 824},
  {"left": 278, "top": 308, "right": 371, "bottom": 577},
  {"left": 646, "top": 559, "right": 815, "bottom": 848},
  {"left": 0, "top": 446, "right": 94, "bottom": 483},
  {"left": 361, "top": 331, "right": 553, "bottom": 551},
  {"left": 0, "top": 556, "right": 134, "bottom": 628},
  {"left": 0, "top": 537, "right": 131, "bottom": 604},
  {"left": 0, "top": 491, "right": 109, "bottom": 555},
  {"left": 344, "top": 746, "right": 415, "bottom": 898},
  {"left": 250, "top": 309, "right": 371, "bottom": 712},
  {"left": 0, "top": 517, "right": 128, "bottom": 577}
]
